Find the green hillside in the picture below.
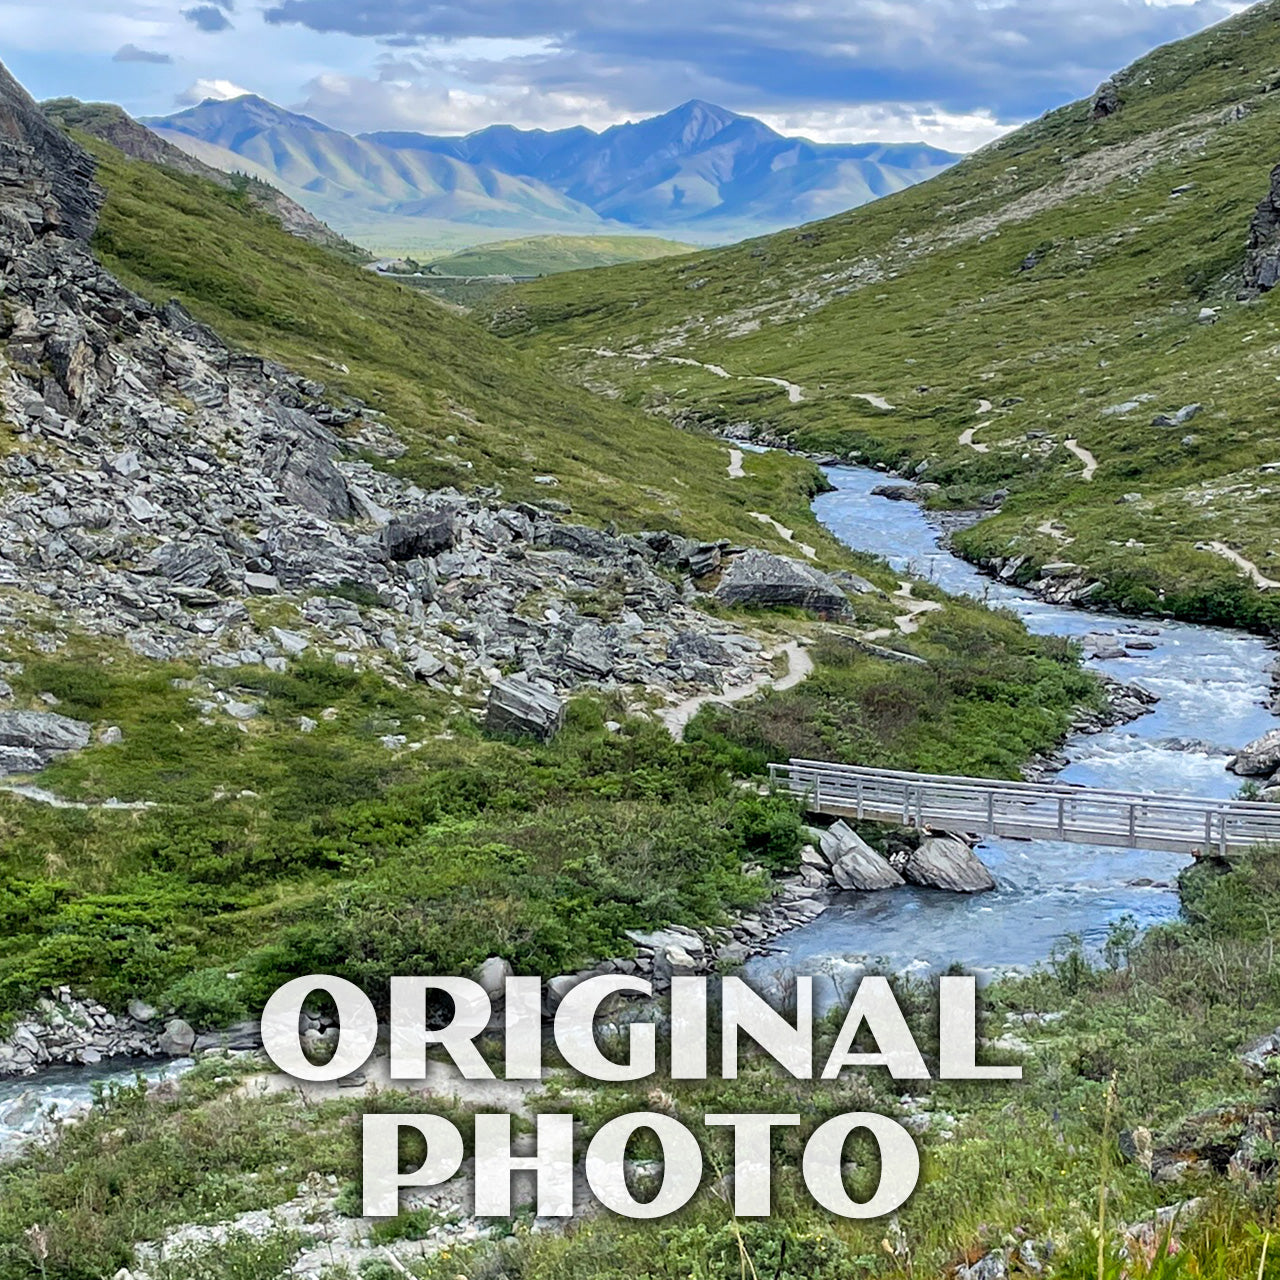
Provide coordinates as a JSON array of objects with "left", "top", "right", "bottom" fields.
[
  {"left": 424, "top": 233, "right": 698, "bottom": 277},
  {"left": 83, "top": 137, "right": 827, "bottom": 554},
  {"left": 497, "top": 0, "right": 1280, "bottom": 631}
]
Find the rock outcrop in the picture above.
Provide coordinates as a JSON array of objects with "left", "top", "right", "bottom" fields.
[
  {"left": 713, "top": 548, "right": 849, "bottom": 616},
  {"left": 1090, "top": 79, "right": 1122, "bottom": 121},
  {"left": 1243, "top": 161, "right": 1280, "bottom": 296},
  {"left": 895, "top": 835, "right": 997, "bottom": 893},
  {"left": 818, "top": 820, "right": 905, "bottom": 890},
  {"left": 1229, "top": 729, "right": 1280, "bottom": 778},
  {"left": 0, "top": 61, "right": 101, "bottom": 242}
]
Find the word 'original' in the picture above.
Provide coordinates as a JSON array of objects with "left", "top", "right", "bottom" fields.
[{"left": 261, "top": 973, "right": 1019, "bottom": 1220}]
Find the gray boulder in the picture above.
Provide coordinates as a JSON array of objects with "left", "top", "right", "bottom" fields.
[
  {"left": 900, "top": 836, "right": 996, "bottom": 893},
  {"left": 713, "top": 549, "right": 848, "bottom": 616},
  {"left": 486, "top": 677, "right": 565, "bottom": 741},
  {"left": 383, "top": 509, "right": 457, "bottom": 562},
  {"left": 146, "top": 540, "right": 233, "bottom": 592},
  {"left": 819, "top": 821, "right": 905, "bottom": 891},
  {"left": 474, "top": 956, "right": 513, "bottom": 1001},
  {"left": 1239, "top": 1026, "right": 1280, "bottom": 1077},
  {"left": 158, "top": 1018, "right": 196, "bottom": 1056},
  {"left": 1229, "top": 729, "right": 1280, "bottom": 777},
  {"left": 0, "top": 711, "right": 91, "bottom": 753}
]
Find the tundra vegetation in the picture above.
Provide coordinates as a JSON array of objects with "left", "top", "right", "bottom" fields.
[{"left": 2, "top": 7, "right": 1280, "bottom": 1279}]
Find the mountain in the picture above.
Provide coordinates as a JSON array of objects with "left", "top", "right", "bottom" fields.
[
  {"left": 499, "top": 0, "right": 1280, "bottom": 635},
  {"left": 373, "top": 100, "right": 958, "bottom": 230},
  {"left": 41, "top": 97, "right": 365, "bottom": 258},
  {"left": 150, "top": 95, "right": 615, "bottom": 242},
  {"left": 147, "top": 95, "right": 960, "bottom": 245}
]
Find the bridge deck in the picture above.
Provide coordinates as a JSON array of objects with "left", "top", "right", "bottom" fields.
[{"left": 769, "top": 759, "right": 1280, "bottom": 856}]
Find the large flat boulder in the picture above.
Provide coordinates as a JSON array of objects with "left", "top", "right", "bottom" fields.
[
  {"left": 1229, "top": 729, "right": 1280, "bottom": 778},
  {"left": 900, "top": 835, "right": 996, "bottom": 894},
  {"left": 486, "top": 677, "right": 564, "bottom": 741},
  {"left": 0, "top": 711, "right": 91, "bottom": 753},
  {"left": 819, "top": 821, "right": 904, "bottom": 891},
  {"left": 713, "top": 549, "right": 848, "bottom": 616}
]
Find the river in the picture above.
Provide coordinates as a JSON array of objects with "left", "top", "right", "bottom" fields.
[{"left": 749, "top": 464, "right": 1278, "bottom": 1005}]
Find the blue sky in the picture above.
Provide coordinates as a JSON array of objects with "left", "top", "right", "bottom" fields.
[{"left": 0, "top": 0, "right": 1251, "bottom": 151}]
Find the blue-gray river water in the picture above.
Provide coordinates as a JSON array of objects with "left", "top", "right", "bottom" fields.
[{"left": 751, "top": 465, "right": 1277, "bottom": 1001}]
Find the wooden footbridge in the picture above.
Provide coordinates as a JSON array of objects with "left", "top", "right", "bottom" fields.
[{"left": 769, "top": 759, "right": 1280, "bottom": 857}]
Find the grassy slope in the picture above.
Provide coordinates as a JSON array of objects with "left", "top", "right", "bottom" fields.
[
  {"left": 496, "top": 0, "right": 1280, "bottom": 630},
  {"left": 85, "top": 137, "right": 832, "bottom": 558},
  {"left": 423, "top": 234, "right": 698, "bottom": 277}
]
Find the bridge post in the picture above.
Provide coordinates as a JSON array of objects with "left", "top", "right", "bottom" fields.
[
  {"left": 1057, "top": 796, "right": 1064, "bottom": 840},
  {"left": 1128, "top": 804, "right": 1137, "bottom": 847},
  {"left": 988, "top": 792, "right": 995, "bottom": 835}
]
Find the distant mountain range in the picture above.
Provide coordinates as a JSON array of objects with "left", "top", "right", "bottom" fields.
[{"left": 146, "top": 97, "right": 960, "bottom": 247}]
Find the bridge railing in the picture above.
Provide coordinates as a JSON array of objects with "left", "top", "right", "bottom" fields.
[{"left": 768, "top": 759, "right": 1280, "bottom": 856}]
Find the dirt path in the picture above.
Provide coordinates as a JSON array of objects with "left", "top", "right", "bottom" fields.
[
  {"left": 959, "top": 421, "right": 990, "bottom": 453},
  {"left": 862, "top": 583, "right": 944, "bottom": 640},
  {"left": 1036, "top": 520, "right": 1075, "bottom": 544},
  {"left": 749, "top": 511, "right": 817, "bottom": 559},
  {"left": 661, "top": 641, "right": 814, "bottom": 740},
  {"left": 852, "top": 393, "right": 895, "bottom": 411},
  {"left": 0, "top": 784, "right": 153, "bottom": 810},
  {"left": 1064, "top": 438, "right": 1098, "bottom": 481},
  {"left": 586, "top": 347, "right": 805, "bottom": 403},
  {"left": 753, "top": 375, "right": 805, "bottom": 404},
  {"left": 727, "top": 447, "right": 745, "bottom": 479},
  {"left": 1205, "top": 541, "right": 1280, "bottom": 590}
]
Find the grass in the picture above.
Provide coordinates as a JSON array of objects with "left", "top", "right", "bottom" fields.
[
  {"left": 420, "top": 234, "right": 698, "bottom": 278},
  {"left": 492, "top": 0, "right": 1280, "bottom": 629}
]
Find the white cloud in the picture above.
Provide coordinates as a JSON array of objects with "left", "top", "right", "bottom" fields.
[
  {"left": 755, "top": 103, "right": 1018, "bottom": 152},
  {"left": 177, "top": 77, "right": 252, "bottom": 104}
]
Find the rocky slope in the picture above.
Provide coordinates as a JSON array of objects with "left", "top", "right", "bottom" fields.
[{"left": 0, "top": 63, "right": 848, "bottom": 751}]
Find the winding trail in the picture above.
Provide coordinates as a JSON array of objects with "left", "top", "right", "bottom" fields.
[
  {"left": 1205, "top": 541, "right": 1280, "bottom": 590},
  {"left": 585, "top": 347, "right": 805, "bottom": 403},
  {"left": 661, "top": 640, "right": 814, "bottom": 740},
  {"left": 753, "top": 375, "right": 805, "bottom": 404},
  {"left": 727, "top": 448, "right": 745, "bottom": 479},
  {"left": 1036, "top": 520, "right": 1073, "bottom": 543},
  {"left": 749, "top": 511, "right": 817, "bottom": 559},
  {"left": 959, "top": 398, "right": 995, "bottom": 453},
  {"left": 863, "top": 582, "right": 945, "bottom": 639},
  {"left": 852, "top": 393, "right": 895, "bottom": 411},
  {"left": 0, "top": 784, "right": 153, "bottom": 810},
  {"left": 1064, "top": 438, "right": 1099, "bottom": 481}
]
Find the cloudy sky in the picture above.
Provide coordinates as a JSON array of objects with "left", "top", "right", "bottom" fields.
[{"left": 0, "top": 0, "right": 1251, "bottom": 151}]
